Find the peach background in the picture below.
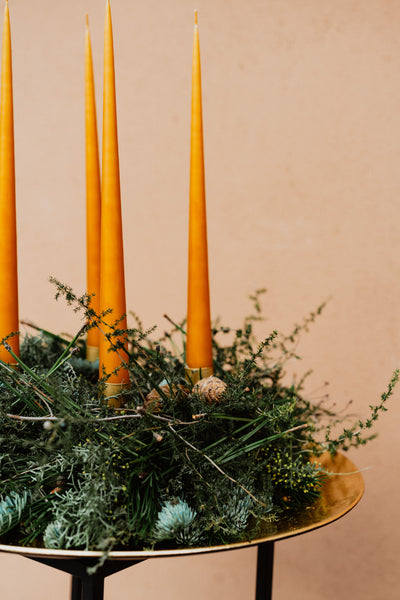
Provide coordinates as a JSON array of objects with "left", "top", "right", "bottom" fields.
[{"left": 0, "top": 0, "right": 399, "bottom": 598}]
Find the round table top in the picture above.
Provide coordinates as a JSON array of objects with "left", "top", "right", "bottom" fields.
[{"left": 0, "top": 451, "right": 364, "bottom": 561}]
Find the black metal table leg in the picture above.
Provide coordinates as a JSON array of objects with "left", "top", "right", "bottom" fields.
[
  {"left": 78, "top": 569, "right": 104, "bottom": 600},
  {"left": 71, "top": 575, "right": 82, "bottom": 600},
  {"left": 255, "top": 542, "right": 274, "bottom": 600}
]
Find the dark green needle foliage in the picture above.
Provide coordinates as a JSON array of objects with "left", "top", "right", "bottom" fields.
[{"left": 0, "top": 281, "right": 397, "bottom": 555}]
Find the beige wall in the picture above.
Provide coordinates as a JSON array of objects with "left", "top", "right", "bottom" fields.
[{"left": 0, "top": 0, "right": 399, "bottom": 598}]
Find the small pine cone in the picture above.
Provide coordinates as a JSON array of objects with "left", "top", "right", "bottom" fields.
[
  {"left": 193, "top": 376, "right": 227, "bottom": 403},
  {"left": 143, "top": 388, "right": 163, "bottom": 412}
]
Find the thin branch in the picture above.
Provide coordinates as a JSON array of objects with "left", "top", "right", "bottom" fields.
[
  {"left": 168, "top": 424, "right": 265, "bottom": 506},
  {"left": 150, "top": 413, "right": 207, "bottom": 426},
  {"left": 5, "top": 413, "right": 142, "bottom": 423},
  {"left": 163, "top": 314, "right": 186, "bottom": 335},
  {"left": 93, "top": 414, "right": 142, "bottom": 422},
  {"left": 6, "top": 414, "right": 57, "bottom": 422}
]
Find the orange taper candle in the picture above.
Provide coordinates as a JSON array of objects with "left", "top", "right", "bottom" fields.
[
  {"left": 85, "top": 15, "right": 101, "bottom": 362},
  {"left": 0, "top": 0, "right": 18, "bottom": 363},
  {"left": 99, "top": 0, "right": 129, "bottom": 402},
  {"left": 185, "top": 10, "right": 213, "bottom": 383}
]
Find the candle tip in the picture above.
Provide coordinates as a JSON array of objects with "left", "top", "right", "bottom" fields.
[
  {"left": 85, "top": 13, "right": 89, "bottom": 28},
  {"left": 194, "top": 9, "right": 198, "bottom": 26}
]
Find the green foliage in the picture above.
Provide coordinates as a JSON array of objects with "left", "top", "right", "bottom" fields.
[{"left": 0, "top": 283, "right": 396, "bottom": 553}]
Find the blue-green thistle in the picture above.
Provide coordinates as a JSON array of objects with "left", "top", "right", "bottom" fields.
[
  {"left": 0, "top": 490, "right": 29, "bottom": 534},
  {"left": 222, "top": 492, "right": 252, "bottom": 533},
  {"left": 43, "top": 519, "right": 69, "bottom": 549},
  {"left": 153, "top": 499, "right": 199, "bottom": 545}
]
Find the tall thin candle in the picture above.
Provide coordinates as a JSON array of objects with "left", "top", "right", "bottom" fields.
[
  {"left": 99, "top": 0, "right": 129, "bottom": 403},
  {"left": 185, "top": 11, "right": 213, "bottom": 383},
  {"left": 85, "top": 15, "right": 101, "bottom": 362},
  {"left": 0, "top": 0, "right": 18, "bottom": 364}
]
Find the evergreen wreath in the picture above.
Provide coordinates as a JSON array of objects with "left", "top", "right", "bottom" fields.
[{"left": 0, "top": 280, "right": 397, "bottom": 555}]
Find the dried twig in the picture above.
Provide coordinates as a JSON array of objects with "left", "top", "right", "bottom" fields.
[{"left": 168, "top": 424, "right": 265, "bottom": 506}]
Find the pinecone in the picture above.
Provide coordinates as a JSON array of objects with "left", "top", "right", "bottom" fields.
[{"left": 193, "top": 376, "right": 227, "bottom": 403}]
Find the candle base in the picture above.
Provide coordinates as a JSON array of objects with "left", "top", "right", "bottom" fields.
[
  {"left": 103, "top": 381, "right": 130, "bottom": 408},
  {"left": 185, "top": 365, "right": 213, "bottom": 385},
  {"left": 86, "top": 345, "right": 99, "bottom": 362}
]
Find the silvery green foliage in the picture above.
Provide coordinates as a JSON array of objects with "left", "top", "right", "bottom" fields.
[
  {"left": 0, "top": 490, "right": 29, "bottom": 533},
  {"left": 153, "top": 499, "right": 199, "bottom": 545},
  {"left": 222, "top": 492, "right": 252, "bottom": 532},
  {"left": 61, "top": 362, "right": 78, "bottom": 394},
  {"left": 47, "top": 482, "right": 114, "bottom": 551},
  {"left": 43, "top": 519, "right": 68, "bottom": 549}
]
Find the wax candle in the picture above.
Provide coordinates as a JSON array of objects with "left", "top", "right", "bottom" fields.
[
  {"left": 185, "top": 11, "right": 213, "bottom": 383},
  {"left": 99, "top": 0, "right": 130, "bottom": 403},
  {"left": 0, "top": 0, "right": 19, "bottom": 364},
  {"left": 85, "top": 15, "right": 101, "bottom": 362}
]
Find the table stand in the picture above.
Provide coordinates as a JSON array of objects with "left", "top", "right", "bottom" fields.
[
  {"left": 27, "top": 542, "right": 274, "bottom": 600},
  {"left": 29, "top": 556, "right": 142, "bottom": 600}
]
